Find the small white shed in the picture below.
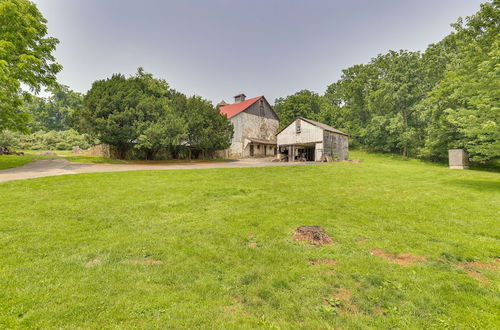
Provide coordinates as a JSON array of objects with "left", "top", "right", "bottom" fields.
[{"left": 276, "top": 117, "right": 348, "bottom": 161}]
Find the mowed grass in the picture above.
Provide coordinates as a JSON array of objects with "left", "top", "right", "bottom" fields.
[
  {"left": 0, "top": 151, "right": 498, "bottom": 328},
  {"left": 0, "top": 154, "right": 37, "bottom": 170},
  {"left": 0, "top": 151, "right": 125, "bottom": 170},
  {"left": 62, "top": 155, "right": 127, "bottom": 164}
]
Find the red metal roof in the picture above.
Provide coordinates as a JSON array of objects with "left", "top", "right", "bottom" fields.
[{"left": 219, "top": 96, "right": 263, "bottom": 119}]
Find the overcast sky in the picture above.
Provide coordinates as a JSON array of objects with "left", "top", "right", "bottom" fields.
[{"left": 33, "top": 0, "right": 484, "bottom": 104}]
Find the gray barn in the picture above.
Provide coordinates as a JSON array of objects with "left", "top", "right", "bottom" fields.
[
  {"left": 277, "top": 117, "right": 349, "bottom": 161},
  {"left": 219, "top": 94, "right": 280, "bottom": 158}
]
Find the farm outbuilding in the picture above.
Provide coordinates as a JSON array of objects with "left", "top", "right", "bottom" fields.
[
  {"left": 277, "top": 117, "right": 348, "bottom": 162},
  {"left": 219, "top": 94, "right": 279, "bottom": 158}
]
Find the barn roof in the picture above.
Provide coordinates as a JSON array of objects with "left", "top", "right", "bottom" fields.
[
  {"left": 219, "top": 96, "right": 263, "bottom": 119},
  {"left": 277, "top": 117, "right": 349, "bottom": 136},
  {"left": 299, "top": 117, "right": 348, "bottom": 136}
]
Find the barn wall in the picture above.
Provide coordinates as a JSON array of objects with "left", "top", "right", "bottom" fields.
[
  {"left": 244, "top": 98, "right": 279, "bottom": 120},
  {"left": 323, "top": 131, "right": 349, "bottom": 160},
  {"left": 277, "top": 119, "right": 323, "bottom": 145},
  {"left": 228, "top": 112, "right": 279, "bottom": 157}
]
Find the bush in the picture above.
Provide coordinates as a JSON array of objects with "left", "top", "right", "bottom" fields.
[
  {"left": 0, "top": 129, "right": 95, "bottom": 150},
  {"left": 0, "top": 130, "right": 22, "bottom": 148}
]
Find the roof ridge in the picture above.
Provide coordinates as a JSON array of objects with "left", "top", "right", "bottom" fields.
[
  {"left": 296, "top": 117, "right": 348, "bottom": 136},
  {"left": 219, "top": 96, "right": 264, "bottom": 119}
]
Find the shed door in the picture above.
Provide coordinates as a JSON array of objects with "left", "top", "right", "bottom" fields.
[{"left": 250, "top": 144, "right": 254, "bottom": 156}]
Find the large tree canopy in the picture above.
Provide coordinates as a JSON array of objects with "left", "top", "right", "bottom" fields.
[
  {"left": 0, "top": 0, "right": 61, "bottom": 132},
  {"left": 75, "top": 69, "right": 232, "bottom": 159},
  {"left": 422, "top": 1, "right": 500, "bottom": 161},
  {"left": 275, "top": 1, "right": 499, "bottom": 162},
  {"left": 274, "top": 90, "right": 324, "bottom": 129},
  {"left": 21, "top": 85, "right": 83, "bottom": 132}
]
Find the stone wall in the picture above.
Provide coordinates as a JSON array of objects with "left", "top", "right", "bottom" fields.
[
  {"left": 229, "top": 112, "right": 279, "bottom": 157},
  {"left": 85, "top": 144, "right": 119, "bottom": 159}
]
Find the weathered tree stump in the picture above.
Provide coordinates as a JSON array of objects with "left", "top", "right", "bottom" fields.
[
  {"left": 293, "top": 226, "right": 333, "bottom": 246},
  {"left": 0, "top": 147, "right": 24, "bottom": 156}
]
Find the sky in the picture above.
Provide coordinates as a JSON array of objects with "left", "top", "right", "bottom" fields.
[{"left": 33, "top": 0, "right": 484, "bottom": 105}]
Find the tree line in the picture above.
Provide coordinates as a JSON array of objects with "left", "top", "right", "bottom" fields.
[
  {"left": 1, "top": 0, "right": 498, "bottom": 161},
  {"left": 73, "top": 68, "right": 233, "bottom": 159},
  {"left": 274, "top": 1, "right": 499, "bottom": 162},
  {"left": 0, "top": 0, "right": 232, "bottom": 159}
]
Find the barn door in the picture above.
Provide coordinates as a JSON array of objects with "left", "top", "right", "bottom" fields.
[{"left": 250, "top": 144, "right": 254, "bottom": 157}]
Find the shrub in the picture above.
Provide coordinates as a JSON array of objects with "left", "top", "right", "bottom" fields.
[{"left": 0, "top": 129, "right": 95, "bottom": 150}]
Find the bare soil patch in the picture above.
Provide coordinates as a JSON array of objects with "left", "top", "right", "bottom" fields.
[
  {"left": 463, "top": 261, "right": 499, "bottom": 271},
  {"left": 84, "top": 257, "right": 101, "bottom": 267},
  {"left": 309, "top": 259, "right": 336, "bottom": 266},
  {"left": 462, "top": 268, "right": 490, "bottom": 285},
  {"left": 293, "top": 226, "right": 333, "bottom": 247},
  {"left": 373, "top": 305, "right": 385, "bottom": 315},
  {"left": 370, "top": 249, "right": 426, "bottom": 266},
  {"left": 324, "top": 287, "right": 358, "bottom": 315},
  {"left": 247, "top": 233, "right": 257, "bottom": 247},
  {"left": 223, "top": 297, "right": 248, "bottom": 316},
  {"left": 454, "top": 261, "right": 497, "bottom": 285},
  {"left": 357, "top": 236, "right": 369, "bottom": 243},
  {"left": 127, "top": 259, "right": 163, "bottom": 265}
]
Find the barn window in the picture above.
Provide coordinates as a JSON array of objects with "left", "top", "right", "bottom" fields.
[{"left": 296, "top": 120, "right": 301, "bottom": 133}]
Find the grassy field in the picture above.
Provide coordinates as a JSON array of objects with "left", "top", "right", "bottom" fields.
[
  {"left": 0, "top": 151, "right": 125, "bottom": 170},
  {"left": 0, "top": 154, "right": 38, "bottom": 170},
  {"left": 0, "top": 151, "right": 230, "bottom": 170},
  {"left": 0, "top": 151, "right": 498, "bottom": 328}
]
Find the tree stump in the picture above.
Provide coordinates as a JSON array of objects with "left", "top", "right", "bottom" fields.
[{"left": 293, "top": 226, "right": 333, "bottom": 246}]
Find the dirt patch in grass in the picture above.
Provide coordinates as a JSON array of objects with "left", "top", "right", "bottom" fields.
[
  {"left": 455, "top": 261, "right": 497, "bottom": 285},
  {"left": 370, "top": 249, "right": 427, "bottom": 266},
  {"left": 373, "top": 306, "right": 384, "bottom": 314},
  {"left": 462, "top": 268, "right": 490, "bottom": 285},
  {"left": 223, "top": 297, "right": 248, "bottom": 316},
  {"left": 357, "top": 236, "right": 369, "bottom": 243},
  {"left": 463, "top": 261, "right": 499, "bottom": 271},
  {"left": 84, "top": 257, "right": 101, "bottom": 267},
  {"left": 324, "top": 287, "right": 358, "bottom": 315},
  {"left": 309, "top": 259, "right": 336, "bottom": 266},
  {"left": 127, "top": 259, "right": 163, "bottom": 265},
  {"left": 247, "top": 233, "right": 257, "bottom": 247},
  {"left": 293, "top": 226, "right": 333, "bottom": 247}
]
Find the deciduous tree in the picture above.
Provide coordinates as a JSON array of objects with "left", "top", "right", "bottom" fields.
[{"left": 0, "top": 0, "right": 61, "bottom": 132}]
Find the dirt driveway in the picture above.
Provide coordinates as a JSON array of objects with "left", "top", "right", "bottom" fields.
[{"left": 0, "top": 158, "right": 321, "bottom": 183}]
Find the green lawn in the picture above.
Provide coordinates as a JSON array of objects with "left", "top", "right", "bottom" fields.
[
  {"left": 0, "top": 154, "right": 37, "bottom": 170},
  {"left": 0, "top": 151, "right": 125, "bottom": 169},
  {"left": 0, "top": 151, "right": 498, "bottom": 328},
  {"left": 0, "top": 150, "right": 230, "bottom": 169},
  {"left": 62, "top": 155, "right": 127, "bottom": 164}
]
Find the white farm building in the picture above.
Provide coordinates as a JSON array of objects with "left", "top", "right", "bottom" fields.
[{"left": 277, "top": 117, "right": 349, "bottom": 162}]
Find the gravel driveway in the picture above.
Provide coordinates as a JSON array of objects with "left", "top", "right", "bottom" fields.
[{"left": 0, "top": 158, "right": 321, "bottom": 183}]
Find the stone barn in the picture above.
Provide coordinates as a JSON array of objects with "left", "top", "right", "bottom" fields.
[
  {"left": 277, "top": 117, "right": 348, "bottom": 161},
  {"left": 219, "top": 93, "right": 280, "bottom": 158}
]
